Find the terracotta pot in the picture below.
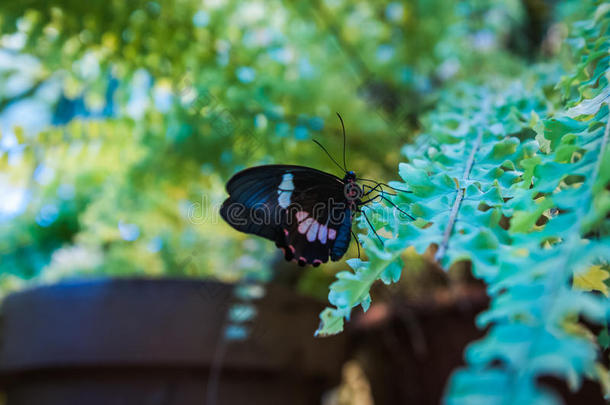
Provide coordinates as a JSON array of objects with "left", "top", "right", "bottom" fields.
[
  {"left": 349, "top": 285, "right": 606, "bottom": 405},
  {"left": 0, "top": 278, "right": 346, "bottom": 405}
]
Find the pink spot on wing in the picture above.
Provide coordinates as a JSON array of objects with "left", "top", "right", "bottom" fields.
[
  {"left": 288, "top": 245, "right": 295, "bottom": 253},
  {"left": 284, "top": 229, "right": 289, "bottom": 236},
  {"left": 318, "top": 225, "right": 328, "bottom": 244},
  {"left": 298, "top": 217, "right": 314, "bottom": 234},
  {"left": 296, "top": 211, "right": 309, "bottom": 222},
  {"left": 307, "top": 221, "right": 319, "bottom": 242},
  {"left": 328, "top": 228, "right": 337, "bottom": 240}
]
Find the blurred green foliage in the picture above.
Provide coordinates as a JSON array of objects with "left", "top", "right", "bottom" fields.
[{"left": 0, "top": 0, "right": 555, "bottom": 296}]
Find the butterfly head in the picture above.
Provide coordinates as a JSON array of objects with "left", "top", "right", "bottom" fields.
[
  {"left": 343, "top": 170, "right": 362, "bottom": 206},
  {"left": 343, "top": 170, "right": 356, "bottom": 183}
]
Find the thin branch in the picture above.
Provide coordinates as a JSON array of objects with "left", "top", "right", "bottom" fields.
[
  {"left": 593, "top": 104, "right": 610, "bottom": 181},
  {"left": 435, "top": 127, "right": 484, "bottom": 263}
]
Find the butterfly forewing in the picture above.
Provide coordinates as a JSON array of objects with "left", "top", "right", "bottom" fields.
[{"left": 220, "top": 165, "right": 353, "bottom": 266}]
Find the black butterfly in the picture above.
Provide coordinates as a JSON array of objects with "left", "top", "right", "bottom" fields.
[{"left": 220, "top": 114, "right": 413, "bottom": 267}]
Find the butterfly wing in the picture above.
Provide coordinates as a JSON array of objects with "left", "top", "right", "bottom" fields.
[{"left": 220, "top": 165, "right": 353, "bottom": 266}]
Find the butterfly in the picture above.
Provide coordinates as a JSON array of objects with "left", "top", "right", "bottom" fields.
[{"left": 220, "top": 114, "right": 413, "bottom": 267}]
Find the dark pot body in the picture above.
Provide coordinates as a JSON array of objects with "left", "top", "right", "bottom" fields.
[
  {"left": 350, "top": 289, "right": 606, "bottom": 405},
  {"left": 0, "top": 278, "right": 346, "bottom": 405}
]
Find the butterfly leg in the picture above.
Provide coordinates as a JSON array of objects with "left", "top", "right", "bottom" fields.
[
  {"left": 350, "top": 230, "right": 361, "bottom": 259},
  {"left": 362, "top": 183, "right": 383, "bottom": 197},
  {"left": 360, "top": 186, "right": 415, "bottom": 220},
  {"left": 372, "top": 182, "right": 400, "bottom": 196},
  {"left": 377, "top": 194, "right": 415, "bottom": 220},
  {"left": 360, "top": 207, "right": 384, "bottom": 245},
  {"left": 358, "top": 193, "right": 382, "bottom": 205},
  {"left": 361, "top": 183, "right": 398, "bottom": 202}
]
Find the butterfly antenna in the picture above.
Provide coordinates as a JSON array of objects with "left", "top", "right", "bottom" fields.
[
  {"left": 312, "top": 139, "right": 347, "bottom": 174},
  {"left": 336, "top": 113, "right": 348, "bottom": 172},
  {"left": 361, "top": 208, "right": 383, "bottom": 245},
  {"left": 351, "top": 230, "right": 361, "bottom": 259},
  {"left": 358, "top": 178, "right": 412, "bottom": 194},
  {"left": 376, "top": 183, "right": 397, "bottom": 197}
]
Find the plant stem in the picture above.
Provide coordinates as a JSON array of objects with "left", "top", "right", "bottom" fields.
[
  {"left": 593, "top": 104, "right": 610, "bottom": 181},
  {"left": 435, "top": 127, "right": 484, "bottom": 263}
]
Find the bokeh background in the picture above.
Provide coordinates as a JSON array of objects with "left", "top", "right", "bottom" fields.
[
  {"left": 0, "top": 0, "right": 586, "bottom": 300},
  {"left": 2, "top": 2, "right": 608, "bottom": 404}
]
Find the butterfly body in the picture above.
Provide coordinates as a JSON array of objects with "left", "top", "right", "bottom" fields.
[{"left": 220, "top": 165, "right": 362, "bottom": 266}]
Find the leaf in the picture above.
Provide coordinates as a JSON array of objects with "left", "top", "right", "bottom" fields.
[
  {"left": 509, "top": 197, "right": 554, "bottom": 233},
  {"left": 573, "top": 265, "right": 610, "bottom": 297},
  {"left": 543, "top": 117, "right": 588, "bottom": 151},
  {"left": 567, "top": 87, "right": 610, "bottom": 118},
  {"left": 315, "top": 308, "right": 344, "bottom": 337},
  {"left": 520, "top": 156, "right": 542, "bottom": 187},
  {"left": 594, "top": 363, "right": 610, "bottom": 400},
  {"left": 536, "top": 132, "right": 552, "bottom": 154},
  {"left": 380, "top": 259, "right": 403, "bottom": 284},
  {"left": 398, "top": 163, "right": 437, "bottom": 196}
]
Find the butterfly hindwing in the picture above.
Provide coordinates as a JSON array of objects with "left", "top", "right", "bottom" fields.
[
  {"left": 278, "top": 192, "right": 347, "bottom": 266},
  {"left": 220, "top": 165, "right": 353, "bottom": 266}
]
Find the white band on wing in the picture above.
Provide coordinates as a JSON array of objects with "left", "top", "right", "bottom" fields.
[{"left": 277, "top": 173, "right": 294, "bottom": 208}]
